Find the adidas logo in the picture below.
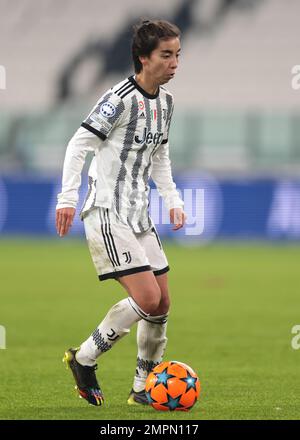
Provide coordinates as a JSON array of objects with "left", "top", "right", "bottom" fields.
[{"left": 138, "top": 111, "right": 146, "bottom": 119}]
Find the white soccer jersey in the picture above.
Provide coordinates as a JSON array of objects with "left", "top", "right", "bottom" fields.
[{"left": 57, "top": 75, "right": 184, "bottom": 233}]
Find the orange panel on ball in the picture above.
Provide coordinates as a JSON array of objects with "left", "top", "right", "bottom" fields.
[
  {"left": 152, "top": 361, "right": 170, "bottom": 374},
  {"left": 150, "top": 383, "right": 168, "bottom": 404},
  {"left": 179, "top": 388, "right": 198, "bottom": 409},
  {"left": 167, "top": 377, "right": 187, "bottom": 398}
]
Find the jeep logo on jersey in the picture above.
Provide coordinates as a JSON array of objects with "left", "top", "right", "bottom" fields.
[
  {"left": 100, "top": 101, "right": 116, "bottom": 118},
  {"left": 135, "top": 128, "right": 163, "bottom": 146}
]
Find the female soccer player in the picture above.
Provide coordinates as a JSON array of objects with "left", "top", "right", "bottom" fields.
[{"left": 56, "top": 19, "right": 186, "bottom": 406}]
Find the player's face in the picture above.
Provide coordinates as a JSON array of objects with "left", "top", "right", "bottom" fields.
[{"left": 142, "top": 37, "right": 181, "bottom": 85}]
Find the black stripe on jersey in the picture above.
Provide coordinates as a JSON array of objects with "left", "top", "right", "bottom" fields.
[
  {"left": 151, "top": 226, "right": 162, "bottom": 249},
  {"left": 104, "top": 209, "right": 120, "bottom": 266},
  {"left": 114, "top": 95, "right": 139, "bottom": 216},
  {"left": 115, "top": 80, "right": 131, "bottom": 95},
  {"left": 81, "top": 122, "right": 107, "bottom": 141},
  {"left": 116, "top": 82, "right": 132, "bottom": 97},
  {"left": 98, "top": 208, "right": 118, "bottom": 267},
  {"left": 161, "top": 138, "right": 168, "bottom": 144},
  {"left": 119, "top": 85, "right": 135, "bottom": 99}
]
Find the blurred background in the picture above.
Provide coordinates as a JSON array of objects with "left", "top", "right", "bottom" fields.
[
  {"left": 1, "top": 0, "right": 300, "bottom": 421},
  {"left": 0, "top": 0, "right": 300, "bottom": 240}
]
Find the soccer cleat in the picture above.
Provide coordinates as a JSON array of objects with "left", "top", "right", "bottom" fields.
[
  {"left": 127, "top": 388, "right": 149, "bottom": 405},
  {"left": 63, "top": 348, "right": 104, "bottom": 406}
]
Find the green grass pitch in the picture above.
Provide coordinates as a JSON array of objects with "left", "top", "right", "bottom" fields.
[{"left": 0, "top": 238, "right": 300, "bottom": 420}]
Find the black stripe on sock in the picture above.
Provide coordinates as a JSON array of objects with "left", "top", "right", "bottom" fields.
[
  {"left": 147, "top": 313, "right": 168, "bottom": 324},
  {"left": 128, "top": 297, "right": 148, "bottom": 319}
]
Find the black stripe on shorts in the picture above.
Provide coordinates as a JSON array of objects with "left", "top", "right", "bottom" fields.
[
  {"left": 98, "top": 208, "right": 120, "bottom": 267},
  {"left": 151, "top": 226, "right": 162, "bottom": 249},
  {"left": 99, "top": 265, "right": 152, "bottom": 281},
  {"left": 104, "top": 209, "right": 120, "bottom": 266},
  {"left": 153, "top": 266, "right": 170, "bottom": 276}
]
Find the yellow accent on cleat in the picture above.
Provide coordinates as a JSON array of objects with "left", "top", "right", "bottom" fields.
[
  {"left": 62, "top": 351, "right": 72, "bottom": 369},
  {"left": 62, "top": 348, "right": 80, "bottom": 369},
  {"left": 127, "top": 394, "right": 139, "bottom": 405}
]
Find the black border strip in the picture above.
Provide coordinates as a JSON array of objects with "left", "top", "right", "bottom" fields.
[
  {"left": 0, "top": 420, "right": 291, "bottom": 436},
  {"left": 99, "top": 265, "right": 151, "bottom": 281},
  {"left": 81, "top": 122, "right": 107, "bottom": 141}
]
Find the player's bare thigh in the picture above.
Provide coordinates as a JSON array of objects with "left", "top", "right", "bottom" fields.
[{"left": 117, "top": 271, "right": 170, "bottom": 316}]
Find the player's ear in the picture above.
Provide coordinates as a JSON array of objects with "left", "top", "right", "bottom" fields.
[{"left": 138, "top": 55, "right": 148, "bottom": 69}]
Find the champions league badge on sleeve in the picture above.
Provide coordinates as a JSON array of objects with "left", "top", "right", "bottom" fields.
[{"left": 100, "top": 101, "right": 116, "bottom": 118}]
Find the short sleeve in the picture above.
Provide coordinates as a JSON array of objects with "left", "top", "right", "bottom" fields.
[{"left": 81, "top": 91, "right": 125, "bottom": 141}]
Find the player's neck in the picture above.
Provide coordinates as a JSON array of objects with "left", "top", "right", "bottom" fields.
[{"left": 135, "top": 73, "right": 159, "bottom": 96}]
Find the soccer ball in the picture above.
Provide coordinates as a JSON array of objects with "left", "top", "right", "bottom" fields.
[{"left": 145, "top": 361, "right": 200, "bottom": 411}]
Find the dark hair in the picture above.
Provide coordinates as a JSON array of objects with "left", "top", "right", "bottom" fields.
[{"left": 132, "top": 19, "right": 181, "bottom": 73}]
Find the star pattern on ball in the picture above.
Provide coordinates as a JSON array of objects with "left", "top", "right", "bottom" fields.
[
  {"left": 145, "top": 391, "right": 157, "bottom": 404},
  {"left": 182, "top": 371, "right": 198, "bottom": 392},
  {"left": 161, "top": 394, "right": 185, "bottom": 411},
  {"left": 155, "top": 368, "right": 176, "bottom": 388}
]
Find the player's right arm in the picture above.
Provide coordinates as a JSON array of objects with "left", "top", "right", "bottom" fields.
[
  {"left": 56, "top": 89, "right": 126, "bottom": 237},
  {"left": 56, "top": 127, "right": 101, "bottom": 236}
]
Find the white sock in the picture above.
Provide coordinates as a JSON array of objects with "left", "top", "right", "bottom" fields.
[
  {"left": 76, "top": 297, "right": 147, "bottom": 366},
  {"left": 133, "top": 314, "right": 168, "bottom": 392}
]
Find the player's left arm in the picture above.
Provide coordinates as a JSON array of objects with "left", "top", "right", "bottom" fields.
[{"left": 151, "top": 141, "right": 187, "bottom": 231}]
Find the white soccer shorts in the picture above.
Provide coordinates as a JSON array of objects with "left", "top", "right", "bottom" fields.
[{"left": 83, "top": 207, "right": 169, "bottom": 281}]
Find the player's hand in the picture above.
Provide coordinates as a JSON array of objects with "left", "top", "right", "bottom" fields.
[
  {"left": 170, "top": 208, "right": 187, "bottom": 231},
  {"left": 56, "top": 207, "right": 76, "bottom": 237}
]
